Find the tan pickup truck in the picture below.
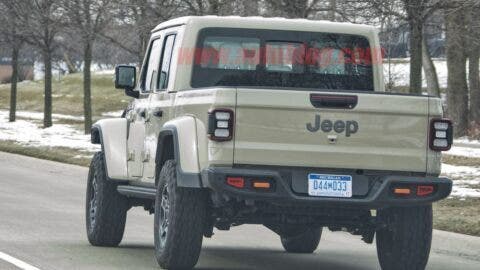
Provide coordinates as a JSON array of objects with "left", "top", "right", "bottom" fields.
[{"left": 86, "top": 16, "right": 453, "bottom": 270}]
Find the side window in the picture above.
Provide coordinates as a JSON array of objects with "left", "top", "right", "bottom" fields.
[
  {"left": 158, "top": 35, "right": 176, "bottom": 90},
  {"left": 143, "top": 39, "right": 163, "bottom": 92}
]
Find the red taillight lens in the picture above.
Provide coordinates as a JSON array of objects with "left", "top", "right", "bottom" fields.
[
  {"left": 417, "top": 185, "right": 435, "bottom": 196},
  {"left": 208, "top": 109, "right": 234, "bottom": 141},
  {"left": 226, "top": 177, "right": 244, "bottom": 188},
  {"left": 429, "top": 119, "right": 453, "bottom": 151}
]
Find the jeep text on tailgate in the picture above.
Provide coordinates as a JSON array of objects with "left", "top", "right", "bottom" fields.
[{"left": 86, "top": 16, "right": 453, "bottom": 270}]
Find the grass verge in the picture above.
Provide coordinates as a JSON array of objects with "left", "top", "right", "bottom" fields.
[
  {"left": 434, "top": 198, "right": 480, "bottom": 237},
  {"left": 0, "top": 140, "right": 92, "bottom": 167},
  {"left": 0, "top": 73, "right": 130, "bottom": 117}
]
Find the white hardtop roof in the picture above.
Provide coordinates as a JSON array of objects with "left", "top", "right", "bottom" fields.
[{"left": 152, "top": 16, "right": 376, "bottom": 34}]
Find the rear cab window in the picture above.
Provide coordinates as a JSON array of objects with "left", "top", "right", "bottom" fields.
[
  {"left": 158, "top": 34, "right": 176, "bottom": 91},
  {"left": 192, "top": 28, "right": 374, "bottom": 91}
]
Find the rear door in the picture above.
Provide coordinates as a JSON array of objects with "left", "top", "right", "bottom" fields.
[{"left": 234, "top": 90, "right": 429, "bottom": 173}]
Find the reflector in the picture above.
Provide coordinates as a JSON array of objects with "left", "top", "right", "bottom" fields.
[
  {"left": 417, "top": 185, "right": 434, "bottom": 196},
  {"left": 394, "top": 188, "right": 411, "bottom": 196},
  {"left": 226, "top": 177, "right": 245, "bottom": 188},
  {"left": 252, "top": 181, "right": 271, "bottom": 189}
]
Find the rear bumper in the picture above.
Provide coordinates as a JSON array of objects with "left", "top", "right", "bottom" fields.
[{"left": 202, "top": 166, "right": 452, "bottom": 208}]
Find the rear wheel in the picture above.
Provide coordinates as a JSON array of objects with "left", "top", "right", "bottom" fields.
[
  {"left": 86, "top": 152, "right": 128, "bottom": 247},
  {"left": 376, "top": 205, "right": 433, "bottom": 270},
  {"left": 280, "top": 227, "right": 322, "bottom": 254},
  {"left": 154, "top": 160, "right": 207, "bottom": 270}
]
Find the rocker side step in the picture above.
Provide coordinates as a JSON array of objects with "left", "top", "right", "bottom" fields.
[{"left": 117, "top": 185, "right": 156, "bottom": 200}]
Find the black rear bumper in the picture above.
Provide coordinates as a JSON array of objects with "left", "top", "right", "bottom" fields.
[{"left": 202, "top": 166, "right": 452, "bottom": 209}]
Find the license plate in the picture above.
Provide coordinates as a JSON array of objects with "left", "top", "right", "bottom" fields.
[{"left": 308, "top": 174, "right": 352, "bottom": 198}]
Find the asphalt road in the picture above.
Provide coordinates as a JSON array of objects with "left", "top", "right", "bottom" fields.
[{"left": 1, "top": 152, "right": 480, "bottom": 270}]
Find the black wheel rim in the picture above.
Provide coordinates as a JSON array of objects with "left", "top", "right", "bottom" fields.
[
  {"left": 88, "top": 174, "right": 98, "bottom": 230},
  {"left": 158, "top": 185, "right": 170, "bottom": 248}
]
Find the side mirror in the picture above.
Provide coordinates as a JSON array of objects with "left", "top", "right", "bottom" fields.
[{"left": 115, "top": 65, "right": 139, "bottom": 98}]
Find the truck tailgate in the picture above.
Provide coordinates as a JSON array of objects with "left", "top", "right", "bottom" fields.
[{"left": 234, "top": 89, "right": 429, "bottom": 172}]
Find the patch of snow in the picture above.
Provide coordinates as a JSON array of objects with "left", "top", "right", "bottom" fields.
[
  {"left": 95, "top": 69, "right": 115, "bottom": 75},
  {"left": 101, "top": 110, "right": 124, "bottom": 118},
  {"left": 442, "top": 164, "right": 480, "bottom": 177},
  {"left": 0, "top": 110, "right": 98, "bottom": 152},
  {"left": 454, "top": 137, "right": 480, "bottom": 146},
  {"left": 441, "top": 164, "right": 480, "bottom": 198},
  {"left": 73, "top": 154, "right": 93, "bottom": 159},
  {"left": 34, "top": 61, "right": 115, "bottom": 80},
  {"left": 15, "top": 111, "right": 84, "bottom": 122},
  {"left": 445, "top": 146, "right": 480, "bottom": 159},
  {"left": 383, "top": 59, "right": 448, "bottom": 88},
  {"left": 450, "top": 186, "right": 480, "bottom": 198}
]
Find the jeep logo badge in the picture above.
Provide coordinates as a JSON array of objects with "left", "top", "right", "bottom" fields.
[{"left": 307, "top": 115, "right": 359, "bottom": 137}]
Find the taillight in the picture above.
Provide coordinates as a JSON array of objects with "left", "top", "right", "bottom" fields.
[
  {"left": 430, "top": 118, "right": 453, "bottom": 151},
  {"left": 208, "top": 109, "right": 234, "bottom": 141},
  {"left": 226, "top": 177, "right": 244, "bottom": 188}
]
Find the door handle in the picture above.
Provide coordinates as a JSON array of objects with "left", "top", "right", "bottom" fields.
[
  {"left": 127, "top": 110, "right": 135, "bottom": 121},
  {"left": 310, "top": 94, "right": 358, "bottom": 109},
  {"left": 140, "top": 109, "right": 147, "bottom": 118}
]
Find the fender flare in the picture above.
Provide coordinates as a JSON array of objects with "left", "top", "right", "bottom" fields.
[
  {"left": 91, "top": 119, "right": 128, "bottom": 181},
  {"left": 156, "top": 117, "right": 203, "bottom": 188}
]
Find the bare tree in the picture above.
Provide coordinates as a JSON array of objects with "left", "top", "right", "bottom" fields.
[
  {"left": 264, "top": 0, "right": 331, "bottom": 18},
  {"left": 361, "top": 0, "right": 446, "bottom": 94},
  {"left": 445, "top": 3, "right": 469, "bottom": 137},
  {"left": 328, "top": 0, "right": 337, "bottom": 21},
  {"left": 467, "top": 4, "right": 480, "bottom": 123},
  {"left": 401, "top": 0, "right": 427, "bottom": 94},
  {"left": 422, "top": 36, "right": 440, "bottom": 96},
  {"left": 102, "top": 0, "right": 183, "bottom": 63},
  {"left": 0, "top": 0, "right": 25, "bottom": 122},
  {"left": 62, "top": 0, "right": 115, "bottom": 134},
  {"left": 6, "top": 0, "right": 64, "bottom": 128}
]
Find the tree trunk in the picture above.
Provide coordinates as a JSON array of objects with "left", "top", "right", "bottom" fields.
[
  {"left": 208, "top": 0, "right": 220, "bottom": 15},
  {"left": 63, "top": 52, "right": 78, "bottom": 74},
  {"left": 467, "top": 6, "right": 480, "bottom": 124},
  {"left": 9, "top": 46, "right": 19, "bottom": 122},
  {"left": 422, "top": 37, "right": 440, "bottom": 96},
  {"left": 446, "top": 8, "right": 469, "bottom": 137},
  {"left": 409, "top": 21, "right": 423, "bottom": 95},
  {"left": 328, "top": 0, "right": 336, "bottom": 21},
  {"left": 241, "top": 0, "right": 259, "bottom": 16},
  {"left": 469, "top": 52, "right": 480, "bottom": 123},
  {"left": 83, "top": 41, "right": 93, "bottom": 134},
  {"left": 43, "top": 49, "right": 53, "bottom": 128}
]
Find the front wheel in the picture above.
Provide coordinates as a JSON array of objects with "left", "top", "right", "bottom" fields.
[
  {"left": 154, "top": 160, "right": 207, "bottom": 270},
  {"left": 86, "top": 152, "right": 129, "bottom": 247},
  {"left": 376, "top": 205, "right": 433, "bottom": 270}
]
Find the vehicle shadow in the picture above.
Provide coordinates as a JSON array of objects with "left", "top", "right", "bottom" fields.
[
  {"left": 196, "top": 246, "right": 376, "bottom": 270},
  {"left": 65, "top": 242, "right": 376, "bottom": 270}
]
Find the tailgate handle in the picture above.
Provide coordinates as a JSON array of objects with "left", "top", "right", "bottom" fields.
[{"left": 310, "top": 94, "right": 358, "bottom": 109}]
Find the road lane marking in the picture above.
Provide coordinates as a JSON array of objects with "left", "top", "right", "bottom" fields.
[{"left": 0, "top": 252, "right": 41, "bottom": 270}]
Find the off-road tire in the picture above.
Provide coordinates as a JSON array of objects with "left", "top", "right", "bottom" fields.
[
  {"left": 281, "top": 227, "right": 322, "bottom": 253},
  {"left": 376, "top": 205, "right": 433, "bottom": 270},
  {"left": 86, "top": 152, "right": 128, "bottom": 247},
  {"left": 154, "top": 160, "right": 207, "bottom": 270}
]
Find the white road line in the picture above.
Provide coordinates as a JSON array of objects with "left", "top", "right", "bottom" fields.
[{"left": 0, "top": 252, "right": 42, "bottom": 270}]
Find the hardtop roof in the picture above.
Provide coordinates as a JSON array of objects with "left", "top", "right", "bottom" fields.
[{"left": 152, "top": 16, "right": 377, "bottom": 34}]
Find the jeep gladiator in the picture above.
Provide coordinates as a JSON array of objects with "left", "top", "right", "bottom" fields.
[{"left": 86, "top": 16, "right": 453, "bottom": 270}]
